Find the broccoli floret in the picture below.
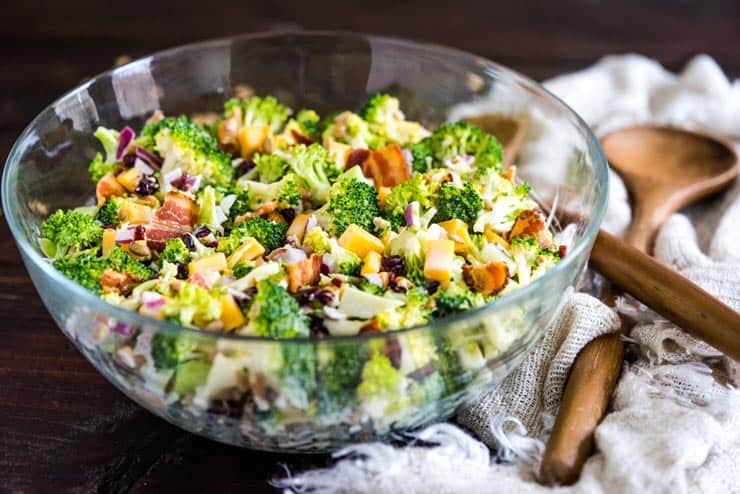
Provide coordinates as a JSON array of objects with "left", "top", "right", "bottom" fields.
[
  {"left": 143, "top": 116, "right": 234, "bottom": 189},
  {"left": 318, "top": 343, "right": 368, "bottom": 416},
  {"left": 323, "top": 178, "right": 379, "bottom": 236},
  {"left": 328, "top": 238, "right": 361, "bottom": 276},
  {"left": 88, "top": 126, "right": 120, "bottom": 182},
  {"left": 473, "top": 172, "right": 536, "bottom": 233},
  {"left": 240, "top": 173, "right": 301, "bottom": 210},
  {"left": 303, "top": 226, "right": 331, "bottom": 254},
  {"left": 41, "top": 209, "right": 103, "bottom": 257},
  {"left": 95, "top": 197, "right": 123, "bottom": 227},
  {"left": 224, "top": 96, "right": 291, "bottom": 133},
  {"left": 510, "top": 236, "right": 559, "bottom": 286},
  {"left": 272, "top": 143, "right": 339, "bottom": 205},
  {"left": 432, "top": 283, "right": 486, "bottom": 319},
  {"left": 383, "top": 175, "right": 433, "bottom": 230},
  {"left": 388, "top": 229, "right": 425, "bottom": 285},
  {"left": 357, "top": 352, "right": 408, "bottom": 416},
  {"left": 359, "top": 93, "right": 430, "bottom": 147},
  {"left": 322, "top": 111, "right": 385, "bottom": 150},
  {"left": 359, "top": 278, "right": 385, "bottom": 296},
  {"left": 162, "top": 281, "right": 221, "bottom": 327},
  {"left": 51, "top": 245, "right": 153, "bottom": 293},
  {"left": 433, "top": 182, "right": 483, "bottom": 225},
  {"left": 225, "top": 189, "right": 250, "bottom": 225},
  {"left": 247, "top": 279, "right": 310, "bottom": 338},
  {"left": 411, "top": 122, "right": 503, "bottom": 175},
  {"left": 280, "top": 344, "right": 317, "bottom": 410},
  {"left": 105, "top": 245, "right": 156, "bottom": 280},
  {"left": 160, "top": 238, "right": 191, "bottom": 264},
  {"left": 232, "top": 261, "right": 255, "bottom": 279},
  {"left": 253, "top": 152, "right": 289, "bottom": 183},
  {"left": 173, "top": 360, "right": 211, "bottom": 395},
  {"left": 275, "top": 109, "right": 322, "bottom": 148},
  {"left": 150, "top": 331, "right": 200, "bottom": 371},
  {"left": 376, "top": 288, "right": 432, "bottom": 330},
  {"left": 196, "top": 186, "right": 224, "bottom": 228},
  {"left": 221, "top": 217, "right": 287, "bottom": 255}
]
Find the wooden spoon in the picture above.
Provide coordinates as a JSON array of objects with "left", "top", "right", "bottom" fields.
[{"left": 540, "top": 125, "right": 740, "bottom": 485}]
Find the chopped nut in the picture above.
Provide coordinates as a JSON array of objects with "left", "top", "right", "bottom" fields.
[{"left": 129, "top": 240, "right": 151, "bottom": 260}]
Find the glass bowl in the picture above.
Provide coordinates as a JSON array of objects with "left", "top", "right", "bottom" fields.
[{"left": 2, "top": 32, "right": 607, "bottom": 452}]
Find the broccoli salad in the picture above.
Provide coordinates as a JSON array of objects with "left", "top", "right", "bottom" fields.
[{"left": 40, "top": 94, "right": 563, "bottom": 431}]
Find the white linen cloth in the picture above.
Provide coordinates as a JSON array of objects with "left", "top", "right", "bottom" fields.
[{"left": 276, "top": 55, "right": 740, "bottom": 494}]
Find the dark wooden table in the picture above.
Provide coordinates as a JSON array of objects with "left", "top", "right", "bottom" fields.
[{"left": 2, "top": 2, "right": 738, "bottom": 492}]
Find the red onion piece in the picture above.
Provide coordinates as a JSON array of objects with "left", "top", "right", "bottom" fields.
[
  {"left": 135, "top": 146, "right": 162, "bottom": 170},
  {"left": 133, "top": 158, "right": 154, "bottom": 176},
  {"left": 404, "top": 201, "right": 421, "bottom": 227},
  {"left": 116, "top": 127, "right": 135, "bottom": 160},
  {"left": 268, "top": 246, "right": 307, "bottom": 264},
  {"left": 115, "top": 227, "right": 136, "bottom": 243},
  {"left": 112, "top": 321, "right": 134, "bottom": 336}
]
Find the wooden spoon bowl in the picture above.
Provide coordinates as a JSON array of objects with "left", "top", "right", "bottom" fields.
[{"left": 601, "top": 125, "right": 739, "bottom": 252}]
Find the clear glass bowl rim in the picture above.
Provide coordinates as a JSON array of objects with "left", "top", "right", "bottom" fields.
[{"left": 1, "top": 30, "right": 609, "bottom": 344}]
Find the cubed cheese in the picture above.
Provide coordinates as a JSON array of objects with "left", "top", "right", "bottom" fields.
[
  {"left": 423, "top": 239, "right": 455, "bottom": 285},
  {"left": 438, "top": 219, "right": 472, "bottom": 253},
  {"left": 227, "top": 238, "right": 265, "bottom": 267},
  {"left": 102, "top": 228, "right": 116, "bottom": 257},
  {"left": 116, "top": 167, "right": 144, "bottom": 193},
  {"left": 338, "top": 224, "right": 384, "bottom": 258},
  {"left": 220, "top": 294, "right": 246, "bottom": 331},
  {"left": 188, "top": 252, "right": 227, "bottom": 275},
  {"left": 361, "top": 250, "right": 383, "bottom": 275},
  {"left": 118, "top": 202, "right": 154, "bottom": 225}
]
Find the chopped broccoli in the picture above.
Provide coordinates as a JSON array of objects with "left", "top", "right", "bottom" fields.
[
  {"left": 318, "top": 343, "right": 368, "bottom": 416},
  {"left": 173, "top": 359, "right": 211, "bottom": 395},
  {"left": 383, "top": 174, "right": 433, "bottom": 230},
  {"left": 247, "top": 279, "right": 310, "bottom": 338},
  {"left": 224, "top": 95, "right": 291, "bottom": 133},
  {"left": 322, "top": 111, "right": 385, "bottom": 150},
  {"left": 376, "top": 288, "right": 432, "bottom": 330},
  {"left": 303, "top": 226, "right": 331, "bottom": 254},
  {"left": 239, "top": 173, "right": 301, "bottom": 210},
  {"left": 88, "top": 126, "right": 120, "bottom": 182},
  {"left": 433, "top": 182, "right": 483, "bottom": 225},
  {"left": 225, "top": 189, "right": 250, "bottom": 224},
  {"left": 51, "top": 245, "right": 153, "bottom": 293},
  {"left": 357, "top": 352, "right": 407, "bottom": 416},
  {"left": 410, "top": 122, "right": 503, "bottom": 175},
  {"left": 432, "top": 283, "right": 486, "bottom": 319},
  {"left": 162, "top": 281, "right": 221, "bottom": 327},
  {"left": 359, "top": 93, "right": 430, "bottom": 146},
  {"left": 275, "top": 109, "right": 322, "bottom": 148},
  {"left": 358, "top": 278, "right": 385, "bottom": 296},
  {"left": 150, "top": 331, "right": 200, "bottom": 371},
  {"left": 272, "top": 143, "right": 339, "bottom": 205},
  {"left": 159, "top": 238, "right": 191, "bottom": 264},
  {"left": 220, "top": 217, "right": 287, "bottom": 255},
  {"left": 41, "top": 209, "right": 103, "bottom": 257},
  {"left": 473, "top": 172, "right": 536, "bottom": 233},
  {"left": 329, "top": 238, "right": 361, "bottom": 276},
  {"left": 253, "top": 152, "right": 288, "bottom": 183},
  {"left": 95, "top": 197, "right": 123, "bottom": 227},
  {"left": 323, "top": 178, "right": 379, "bottom": 236},
  {"left": 388, "top": 229, "right": 425, "bottom": 285},
  {"left": 142, "top": 116, "right": 234, "bottom": 189},
  {"left": 510, "top": 236, "right": 560, "bottom": 285},
  {"left": 280, "top": 344, "right": 317, "bottom": 409},
  {"left": 232, "top": 261, "right": 255, "bottom": 279}
]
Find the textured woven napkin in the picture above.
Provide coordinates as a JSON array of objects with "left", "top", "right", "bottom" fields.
[{"left": 277, "top": 55, "right": 740, "bottom": 494}]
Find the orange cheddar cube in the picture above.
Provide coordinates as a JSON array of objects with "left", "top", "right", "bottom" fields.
[
  {"left": 423, "top": 239, "right": 455, "bottom": 285},
  {"left": 118, "top": 202, "right": 154, "bottom": 225},
  {"left": 116, "top": 167, "right": 144, "bottom": 193},
  {"left": 227, "top": 238, "right": 265, "bottom": 267},
  {"left": 220, "top": 294, "right": 246, "bottom": 331},
  {"left": 102, "top": 228, "right": 116, "bottom": 257},
  {"left": 188, "top": 252, "right": 227, "bottom": 275},
  {"left": 338, "top": 224, "right": 384, "bottom": 258},
  {"left": 438, "top": 219, "right": 472, "bottom": 253},
  {"left": 361, "top": 250, "right": 383, "bottom": 275}
]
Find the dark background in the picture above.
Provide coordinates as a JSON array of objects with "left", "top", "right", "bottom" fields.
[{"left": 1, "top": 1, "right": 738, "bottom": 492}]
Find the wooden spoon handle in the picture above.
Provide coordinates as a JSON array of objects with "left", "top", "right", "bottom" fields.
[
  {"left": 591, "top": 230, "right": 740, "bottom": 359},
  {"left": 541, "top": 230, "right": 740, "bottom": 484}
]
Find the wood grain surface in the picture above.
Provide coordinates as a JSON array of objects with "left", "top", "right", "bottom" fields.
[{"left": 2, "top": 1, "right": 739, "bottom": 492}]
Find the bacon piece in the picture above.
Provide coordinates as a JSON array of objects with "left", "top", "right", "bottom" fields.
[
  {"left": 508, "top": 209, "right": 553, "bottom": 248},
  {"left": 234, "top": 200, "right": 280, "bottom": 225},
  {"left": 101, "top": 269, "right": 139, "bottom": 295},
  {"left": 285, "top": 254, "right": 322, "bottom": 293},
  {"left": 145, "top": 224, "right": 185, "bottom": 251},
  {"left": 96, "top": 172, "right": 125, "bottom": 206},
  {"left": 462, "top": 261, "right": 509, "bottom": 296},
  {"left": 346, "top": 148, "right": 370, "bottom": 169},
  {"left": 290, "top": 129, "right": 314, "bottom": 145},
  {"left": 360, "top": 144, "right": 412, "bottom": 187},
  {"left": 155, "top": 191, "right": 199, "bottom": 228}
]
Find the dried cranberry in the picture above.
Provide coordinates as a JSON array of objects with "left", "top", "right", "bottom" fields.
[
  {"left": 279, "top": 208, "right": 296, "bottom": 224},
  {"left": 320, "top": 263, "right": 330, "bottom": 275},
  {"left": 347, "top": 149, "right": 370, "bottom": 167},
  {"left": 204, "top": 239, "right": 219, "bottom": 248},
  {"left": 309, "top": 316, "right": 328, "bottom": 337},
  {"left": 294, "top": 287, "right": 318, "bottom": 305},
  {"left": 135, "top": 175, "right": 159, "bottom": 195},
  {"left": 170, "top": 172, "right": 189, "bottom": 191},
  {"left": 382, "top": 255, "right": 405, "bottom": 277},
  {"left": 558, "top": 245, "right": 568, "bottom": 258},
  {"left": 316, "top": 289, "right": 334, "bottom": 304},
  {"left": 133, "top": 225, "right": 146, "bottom": 241},
  {"left": 122, "top": 154, "right": 136, "bottom": 167},
  {"left": 388, "top": 278, "right": 408, "bottom": 293},
  {"left": 424, "top": 280, "right": 441, "bottom": 294},
  {"left": 193, "top": 226, "right": 212, "bottom": 238},
  {"left": 331, "top": 278, "right": 342, "bottom": 288},
  {"left": 236, "top": 287, "right": 257, "bottom": 310},
  {"left": 174, "top": 262, "right": 189, "bottom": 280},
  {"left": 182, "top": 234, "right": 196, "bottom": 250},
  {"left": 236, "top": 159, "right": 256, "bottom": 177}
]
